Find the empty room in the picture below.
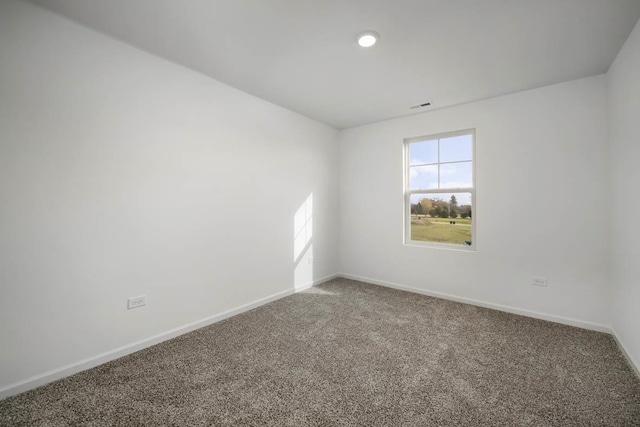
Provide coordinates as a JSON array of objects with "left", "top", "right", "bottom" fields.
[{"left": 1, "top": 0, "right": 639, "bottom": 425}]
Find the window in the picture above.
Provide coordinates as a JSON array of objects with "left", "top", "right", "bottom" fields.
[{"left": 404, "top": 129, "right": 475, "bottom": 249}]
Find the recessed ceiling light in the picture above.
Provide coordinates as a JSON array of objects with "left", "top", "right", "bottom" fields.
[{"left": 356, "top": 31, "right": 379, "bottom": 48}]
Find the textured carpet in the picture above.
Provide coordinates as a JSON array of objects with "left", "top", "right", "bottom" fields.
[{"left": 1, "top": 278, "right": 639, "bottom": 426}]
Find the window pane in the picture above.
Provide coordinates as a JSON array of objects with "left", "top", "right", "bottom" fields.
[
  {"left": 409, "top": 164, "right": 438, "bottom": 189},
  {"left": 410, "top": 192, "right": 472, "bottom": 245},
  {"left": 439, "top": 134, "right": 472, "bottom": 162},
  {"left": 439, "top": 161, "right": 472, "bottom": 188},
  {"left": 409, "top": 140, "right": 438, "bottom": 165}
]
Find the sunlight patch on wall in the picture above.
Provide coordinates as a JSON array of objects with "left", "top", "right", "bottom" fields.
[
  {"left": 294, "top": 194, "right": 314, "bottom": 290},
  {"left": 293, "top": 194, "right": 313, "bottom": 261}
]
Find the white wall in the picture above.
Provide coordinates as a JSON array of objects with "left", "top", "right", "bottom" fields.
[
  {"left": 339, "top": 76, "right": 611, "bottom": 329},
  {"left": 0, "top": 0, "right": 338, "bottom": 394},
  {"left": 608, "top": 19, "right": 640, "bottom": 371}
]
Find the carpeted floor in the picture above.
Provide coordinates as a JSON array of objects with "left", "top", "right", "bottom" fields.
[{"left": 1, "top": 278, "right": 639, "bottom": 426}]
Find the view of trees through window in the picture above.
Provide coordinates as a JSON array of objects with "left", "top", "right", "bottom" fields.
[
  {"left": 405, "top": 130, "right": 474, "bottom": 247},
  {"left": 410, "top": 193, "right": 472, "bottom": 245}
]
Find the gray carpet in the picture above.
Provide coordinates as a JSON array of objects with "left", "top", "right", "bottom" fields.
[{"left": 1, "top": 278, "right": 639, "bottom": 426}]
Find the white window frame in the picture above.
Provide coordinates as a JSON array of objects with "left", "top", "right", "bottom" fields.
[{"left": 403, "top": 129, "right": 476, "bottom": 251}]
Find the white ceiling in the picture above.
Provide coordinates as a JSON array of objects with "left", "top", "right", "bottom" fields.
[{"left": 28, "top": 0, "right": 640, "bottom": 129}]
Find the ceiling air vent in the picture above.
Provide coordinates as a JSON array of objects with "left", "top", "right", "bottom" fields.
[{"left": 410, "top": 102, "right": 431, "bottom": 109}]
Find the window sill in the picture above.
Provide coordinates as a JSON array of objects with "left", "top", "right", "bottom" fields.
[{"left": 404, "top": 241, "right": 476, "bottom": 252}]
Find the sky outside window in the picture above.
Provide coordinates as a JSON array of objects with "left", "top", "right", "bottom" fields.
[{"left": 409, "top": 134, "right": 473, "bottom": 197}]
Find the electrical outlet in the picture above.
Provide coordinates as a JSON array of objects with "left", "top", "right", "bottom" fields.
[
  {"left": 127, "top": 295, "right": 146, "bottom": 309},
  {"left": 531, "top": 277, "right": 548, "bottom": 287}
]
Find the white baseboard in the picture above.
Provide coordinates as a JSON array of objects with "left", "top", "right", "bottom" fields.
[
  {"left": 1, "top": 272, "right": 620, "bottom": 401},
  {"left": 294, "top": 273, "right": 339, "bottom": 292},
  {"left": 337, "top": 273, "right": 612, "bottom": 334},
  {"left": 611, "top": 328, "right": 640, "bottom": 379},
  {"left": 0, "top": 274, "right": 336, "bottom": 401}
]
